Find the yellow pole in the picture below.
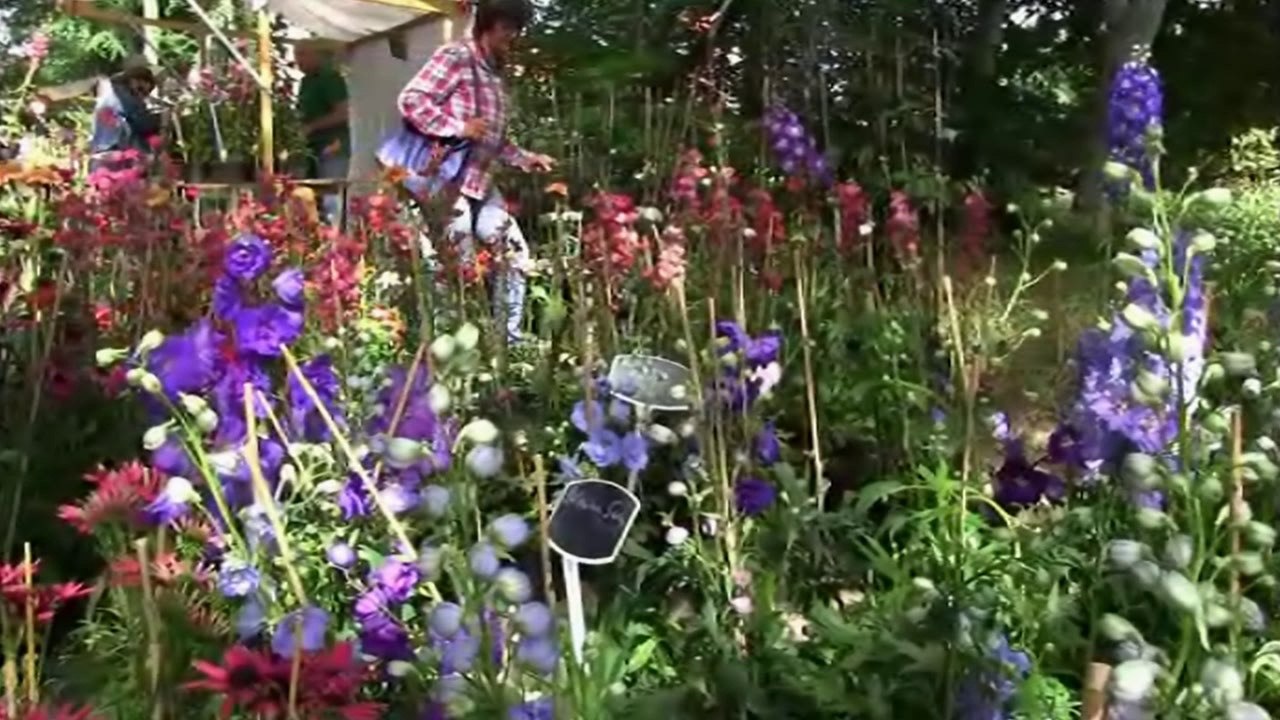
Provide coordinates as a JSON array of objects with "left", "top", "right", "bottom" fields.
[{"left": 257, "top": 10, "right": 275, "bottom": 176}]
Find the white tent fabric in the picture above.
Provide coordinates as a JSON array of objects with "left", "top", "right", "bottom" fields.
[
  {"left": 262, "top": 0, "right": 433, "bottom": 43},
  {"left": 345, "top": 17, "right": 461, "bottom": 181}
]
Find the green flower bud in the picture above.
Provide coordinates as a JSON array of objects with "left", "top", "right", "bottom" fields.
[
  {"left": 1235, "top": 552, "right": 1265, "bottom": 577},
  {"left": 385, "top": 437, "right": 424, "bottom": 469},
  {"left": 142, "top": 424, "right": 168, "bottom": 451},
  {"left": 1110, "top": 659, "right": 1161, "bottom": 704},
  {"left": 1221, "top": 352, "right": 1257, "bottom": 377},
  {"left": 1158, "top": 571, "right": 1200, "bottom": 613},
  {"left": 1202, "top": 363, "right": 1226, "bottom": 385},
  {"left": 1135, "top": 507, "right": 1167, "bottom": 529},
  {"left": 428, "top": 384, "right": 452, "bottom": 414},
  {"left": 95, "top": 348, "right": 128, "bottom": 367},
  {"left": 1199, "top": 476, "right": 1225, "bottom": 501},
  {"left": 196, "top": 408, "right": 219, "bottom": 433},
  {"left": 1108, "top": 539, "right": 1147, "bottom": 570},
  {"left": 1246, "top": 521, "right": 1276, "bottom": 548},
  {"left": 1205, "top": 603, "right": 1233, "bottom": 628},
  {"left": 430, "top": 334, "right": 458, "bottom": 362},
  {"left": 1098, "top": 613, "right": 1141, "bottom": 642},
  {"left": 1197, "top": 187, "right": 1233, "bottom": 207},
  {"left": 1190, "top": 231, "right": 1217, "bottom": 254},
  {"left": 1104, "top": 161, "right": 1134, "bottom": 181},
  {"left": 1121, "top": 303, "right": 1160, "bottom": 331},
  {"left": 137, "top": 329, "right": 165, "bottom": 354},
  {"left": 1131, "top": 560, "right": 1161, "bottom": 588},
  {"left": 1114, "top": 252, "right": 1154, "bottom": 279},
  {"left": 1126, "top": 228, "right": 1162, "bottom": 252},
  {"left": 460, "top": 418, "right": 500, "bottom": 445},
  {"left": 454, "top": 322, "right": 481, "bottom": 351},
  {"left": 1163, "top": 534, "right": 1194, "bottom": 570},
  {"left": 138, "top": 372, "right": 162, "bottom": 395},
  {"left": 1200, "top": 658, "right": 1245, "bottom": 707}
]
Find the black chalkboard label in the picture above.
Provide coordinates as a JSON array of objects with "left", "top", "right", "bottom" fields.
[
  {"left": 607, "top": 354, "right": 694, "bottom": 412},
  {"left": 548, "top": 480, "right": 641, "bottom": 565}
]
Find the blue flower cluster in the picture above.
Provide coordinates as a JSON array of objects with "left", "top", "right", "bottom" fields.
[
  {"left": 953, "top": 634, "right": 1031, "bottom": 720},
  {"left": 763, "top": 105, "right": 832, "bottom": 186},
  {"left": 1062, "top": 232, "right": 1207, "bottom": 485},
  {"left": 1107, "top": 55, "right": 1163, "bottom": 190}
]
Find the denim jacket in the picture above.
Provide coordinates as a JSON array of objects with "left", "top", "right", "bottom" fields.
[{"left": 89, "top": 78, "right": 160, "bottom": 157}]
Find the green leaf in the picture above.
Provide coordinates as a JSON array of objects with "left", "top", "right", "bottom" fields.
[{"left": 625, "top": 637, "right": 659, "bottom": 674}]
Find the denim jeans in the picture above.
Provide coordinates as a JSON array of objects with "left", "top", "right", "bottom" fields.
[
  {"left": 446, "top": 191, "right": 529, "bottom": 342},
  {"left": 315, "top": 152, "right": 349, "bottom": 223}
]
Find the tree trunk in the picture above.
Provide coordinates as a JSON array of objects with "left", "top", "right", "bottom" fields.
[
  {"left": 1077, "top": 0, "right": 1170, "bottom": 214},
  {"left": 953, "top": 0, "right": 1009, "bottom": 178}
]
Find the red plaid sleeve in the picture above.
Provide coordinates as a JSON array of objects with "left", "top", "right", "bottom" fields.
[
  {"left": 398, "top": 43, "right": 469, "bottom": 138},
  {"left": 498, "top": 139, "right": 534, "bottom": 170}
]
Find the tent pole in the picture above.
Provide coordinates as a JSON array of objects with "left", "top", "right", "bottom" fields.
[{"left": 258, "top": 10, "right": 275, "bottom": 176}]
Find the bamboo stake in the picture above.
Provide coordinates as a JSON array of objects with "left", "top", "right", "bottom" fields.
[{"left": 257, "top": 10, "right": 275, "bottom": 176}]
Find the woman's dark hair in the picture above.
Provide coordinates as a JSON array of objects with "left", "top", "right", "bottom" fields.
[{"left": 473, "top": 0, "right": 533, "bottom": 36}]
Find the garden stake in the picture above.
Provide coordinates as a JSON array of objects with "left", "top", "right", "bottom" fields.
[
  {"left": 793, "top": 244, "right": 826, "bottom": 511},
  {"left": 1230, "top": 407, "right": 1245, "bottom": 654},
  {"left": 532, "top": 454, "right": 556, "bottom": 607},
  {"left": 134, "top": 538, "right": 163, "bottom": 719},
  {"left": 1082, "top": 661, "right": 1111, "bottom": 720},
  {"left": 243, "top": 386, "right": 309, "bottom": 607}
]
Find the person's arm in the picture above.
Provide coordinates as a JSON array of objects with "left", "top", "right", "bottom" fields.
[
  {"left": 397, "top": 44, "right": 468, "bottom": 138},
  {"left": 498, "top": 139, "right": 535, "bottom": 170}
]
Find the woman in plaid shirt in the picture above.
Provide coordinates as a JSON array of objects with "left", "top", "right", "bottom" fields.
[{"left": 394, "top": 0, "right": 554, "bottom": 343}]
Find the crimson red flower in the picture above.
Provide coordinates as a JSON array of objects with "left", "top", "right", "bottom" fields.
[
  {"left": 57, "top": 462, "right": 164, "bottom": 534},
  {"left": 956, "top": 189, "right": 993, "bottom": 280},
  {"left": 0, "top": 560, "right": 91, "bottom": 624},
  {"left": 185, "top": 642, "right": 382, "bottom": 719},
  {"left": 886, "top": 190, "right": 920, "bottom": 263},
  {"left": 834, "top": 182, "right": 870, "bottom": 257}
]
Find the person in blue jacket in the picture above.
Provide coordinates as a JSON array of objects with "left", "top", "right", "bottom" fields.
[{"left": 88, "top": 56, "right": 161, "bottom": 172}]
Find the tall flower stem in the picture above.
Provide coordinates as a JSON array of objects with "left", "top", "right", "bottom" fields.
[{"left": 21, "top": 544, "right": 35, "bottom": 705}]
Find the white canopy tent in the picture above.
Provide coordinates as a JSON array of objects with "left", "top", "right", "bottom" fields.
[
  {"left": 59, "top": 0, "right": 467, "bottom": 181},
  {"left": 262, "top": 0, "right": 468, "bottom": 182}
]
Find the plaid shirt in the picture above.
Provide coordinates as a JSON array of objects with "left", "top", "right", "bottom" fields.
[{"left": 397, "top": 40, "right": 532, "bottom": 200}]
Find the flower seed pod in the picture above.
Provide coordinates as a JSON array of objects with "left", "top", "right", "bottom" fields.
[
  {"left": 142, "top": 424, "right": 168, "bottom": 450},
  {"left": 1135, "top": 507, "right": 1167, "bottom": 530},
  {"left": 196, "top": 408, "right": 219, "bottom": 434},
  {"left": 1158, "top": 571, "right": 1200, "bottom": 613},
  {"left": 1190, "top": 231, "right": 1217, "bottom": 254},
  {"left": 137, "top": 329, "right": 165, "bottom": 354}
]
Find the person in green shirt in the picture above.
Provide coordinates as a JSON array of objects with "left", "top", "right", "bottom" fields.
[{"left": 295, "top": 42, "right": 349, "bottom": 220}]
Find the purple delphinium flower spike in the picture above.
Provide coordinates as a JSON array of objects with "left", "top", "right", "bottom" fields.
[
  {"left": 1106, "top": 52, "right": 1163, "bottom": 191},
  {"left": 734, "top": 476, "right": 777, "bottom": 516}
]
